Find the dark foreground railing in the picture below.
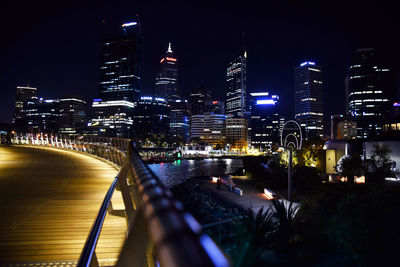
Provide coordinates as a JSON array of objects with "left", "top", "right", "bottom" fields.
[{"left": 12, "top": 134, "right": 230, "bottom": 267}]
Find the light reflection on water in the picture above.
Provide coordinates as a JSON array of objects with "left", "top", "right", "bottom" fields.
[{"left": 148, "top": 158, "right": 243, "bottom": 188}]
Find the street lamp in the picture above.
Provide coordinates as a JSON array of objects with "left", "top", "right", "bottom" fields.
[{"left": 280, "top": 120, "right": 302, "bottom": 201}]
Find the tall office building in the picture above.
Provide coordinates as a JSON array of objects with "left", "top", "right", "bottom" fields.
[
  {"left": 155, "top": 43, "right": 179, "bottom": 102},
  {"left": 58, "top": 97, "right": 87, "bottom": 134},
  {"left": 190, "top": 87, "right": 211, "bottom": 115},
  {"left": 12, "top": 85, "right": 37, "bottom": 127},
  {"left": 345, "top": 48, "right": 394, "bottom": 139},
  {"left": 170, "top": 99, "right": 190, "bottom": 144},
  {"left": 24, "top": 98, "right": 61, "bottom": 134},
  {"left": 132, "top": 96, "right": 170, "bottom": 142},
  {"left": 249, "top": 92, "right": 280, "bottom": 149},
  {"left": 91, "top": 18, "right": 143, "bottom": 137},
  {"left": 294, "top": 61, "right": 324, "bottom": 140},
  {"left": 99, "top": 19, "right": 143, "bottom": 101},
  {"left": 226, "top": 50, "right": 247, "bottom": 118}
]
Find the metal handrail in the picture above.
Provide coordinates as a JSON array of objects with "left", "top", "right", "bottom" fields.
[
  {"left": 121, "top": 143, "right": 229, "bottom": 267},
  {"left": 77, "top": 176, "right": 120, "bottom": 267},
  {"left": 11, "top": 133, "right": 230, "bottom": 267}
]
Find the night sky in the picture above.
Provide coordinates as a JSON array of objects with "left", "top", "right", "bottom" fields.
[{"left": 1, "top": 0, "right": 399, "bottom": 130}]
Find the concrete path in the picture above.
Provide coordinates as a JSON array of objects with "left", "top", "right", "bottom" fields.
[
  {"left": 201, "top": 177, "right": 274, "bottom": 214},
  {"left": 0, "top": 146, "right": 126, "bottom": 266}
]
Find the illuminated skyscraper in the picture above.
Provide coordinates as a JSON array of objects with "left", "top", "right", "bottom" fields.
[
  {"left": 345, "top": 48, "right": 394, "bottom": 139},
  {"left": 99, "top": 20, "right": 143, "bottom": 101},
  {"left": 249, "top": 92, "right": 280, "bottom": 149},
  {"left": 58, "top": 97, "right": 87, "bottom": 134},
  {"left": 226, "top": 50, "right": 247, "bottom": 118},
  {"left": 12, "top": 85, "right": 37, "bottom": 127},
  {"left": 91, "top": 18, "right": 143, "bottom": 137},
  {"left": 294, "top": 61, "right": 324, "bottom": 140},
  {"left": 155, "top": 43, "right": 179, "bottom": 102},
  {"left": 170, "top": 99, "right": 190, "bottom": 144}
]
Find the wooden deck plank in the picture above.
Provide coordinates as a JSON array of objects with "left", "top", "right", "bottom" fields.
[{"left": 0, "top": 146, "right": 126, "bottom": 264}]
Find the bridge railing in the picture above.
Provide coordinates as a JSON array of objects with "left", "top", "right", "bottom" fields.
[{"left": 12, "top": 133, "right": 230, "bottom": 267}]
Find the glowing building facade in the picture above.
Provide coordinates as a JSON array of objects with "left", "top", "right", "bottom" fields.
[
  {"left": 226, "top": 118, "right": 248, "bottom": 151},
  {"left": 190, "top": 113, "right": 226, "bottom": 148},
  {"left": 90, "top": 99, "right": 135, "bottom": 137},
  {"left": 294, "top": 61, "right": 324, "bottom": 140}
]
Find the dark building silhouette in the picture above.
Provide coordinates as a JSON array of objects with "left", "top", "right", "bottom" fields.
[
  {"left": 345, "top": 48, "right": 395, "bottom": 139},
  {"left": 190, "top": 87, "right": 211, "bottom": 115},
  {"left": 294, "top": 61, "right": 324, "bottom": 140},
  {"left": 133, "top": 97, "right": 170, "bottom": 144},
  {"left": 226, "top": 50, "right": 247, "bottom": 118},
  {"left": 155, "top": 43, "right": 179, "bottom": 102},
  {"left": 249, "top": 92, "right": 280, "bottom": 149},
  {"left": 207, "top": 100, "right": 225, "bottom": 115}
]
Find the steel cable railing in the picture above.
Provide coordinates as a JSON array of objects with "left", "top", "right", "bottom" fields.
[{"left": 12, "top": 133, "right": 230, "bottom": 267}]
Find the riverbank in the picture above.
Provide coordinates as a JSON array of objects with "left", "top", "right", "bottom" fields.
[{"left": 170, "top": 175, "right": 275, "bottom": 222}]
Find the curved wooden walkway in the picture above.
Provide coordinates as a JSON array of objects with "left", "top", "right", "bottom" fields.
[{"left": 0, "top": 146, "right": 126, "bottom": 266}]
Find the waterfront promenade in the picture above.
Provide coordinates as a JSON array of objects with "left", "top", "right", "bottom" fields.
[{"left": 0, "top": 146, "right": 126, "bottom": 265}]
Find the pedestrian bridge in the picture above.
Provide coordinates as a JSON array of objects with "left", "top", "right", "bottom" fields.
[{"left": 0, "top": 135, "right": 228, "bottom": 267}]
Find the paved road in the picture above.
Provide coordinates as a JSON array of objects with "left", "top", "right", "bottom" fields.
[{"left": 0, "top": 146, "right": 126, "bottom": 266}]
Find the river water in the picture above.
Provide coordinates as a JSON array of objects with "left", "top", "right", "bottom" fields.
[{"left": 148, "top": 158, "right": 243, "bottom": 188}]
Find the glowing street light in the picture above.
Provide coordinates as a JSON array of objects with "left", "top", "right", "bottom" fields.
[{"left": 280, "top": 120, "right": 303, "bottom": 201}]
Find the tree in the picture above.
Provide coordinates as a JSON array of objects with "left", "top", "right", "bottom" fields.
[
  {"left": 270, "top": 199, "right": 299, "bottom": 252},
  {"left": 335, "top": 154, "right": 363, "bottom": 183},
  {"left": 365, "top": 144, "right": 393, "bottom": 184},
  {"left": 230, "top": 207, "right": 275, "bottom": 266}
]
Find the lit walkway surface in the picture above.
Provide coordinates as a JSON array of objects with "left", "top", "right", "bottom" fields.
[{"left": 0, "top": 146, "right": 126, "bottom": 265}]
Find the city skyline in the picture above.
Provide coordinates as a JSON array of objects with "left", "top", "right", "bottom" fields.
[{"left": 1, "top": 0, "right": 400, "bottom": 126}]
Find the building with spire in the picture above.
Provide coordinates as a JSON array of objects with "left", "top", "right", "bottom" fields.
[{"left": 155, "top": 43, "right": 179, "bottom": 102}]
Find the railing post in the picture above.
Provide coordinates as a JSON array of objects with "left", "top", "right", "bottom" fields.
[{"left": 116, "top": 207, "right": 151, "bottom": 267}]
